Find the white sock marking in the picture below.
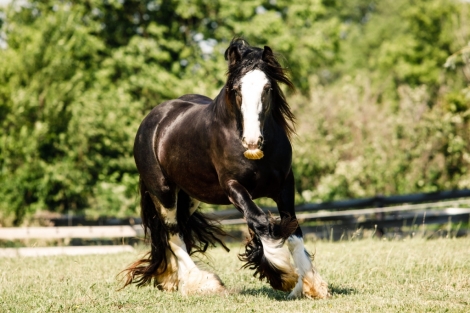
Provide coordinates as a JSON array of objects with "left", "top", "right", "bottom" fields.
[
  {"left": 287, "top": 235, "right": 313, "bottom": 298},
  {"left": 287, "top": 235, "right": 312, "bottom": 276},
  {"left": 169, "top": 234, "right": 197, "bottom": 275}
]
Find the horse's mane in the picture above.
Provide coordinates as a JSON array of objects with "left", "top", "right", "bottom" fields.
[{"left": 224, "top": 38, "right": 296, "bottom": 140}]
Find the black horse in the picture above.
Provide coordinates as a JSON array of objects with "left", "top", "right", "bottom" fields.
[{"left": 122, "top": 39, "right": 329, "bottom": 299}]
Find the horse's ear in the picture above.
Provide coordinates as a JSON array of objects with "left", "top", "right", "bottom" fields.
[
  {"left": 262, "top": 46, "right": 274, "bottom": 62},
  {"left": 224, "top": 42, "right": 243, "bottom": 66}
]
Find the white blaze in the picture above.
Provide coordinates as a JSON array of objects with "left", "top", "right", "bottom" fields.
[{"left": 240, "top": 69, "right": 268, "bottom": 147}]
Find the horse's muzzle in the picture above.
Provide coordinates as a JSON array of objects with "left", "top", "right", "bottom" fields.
[
  {"left": 242, "top": 136, "right": 264, "bottom": 160},
  {"left": 242, "top": 136, "right": 264, "bottom": 149}
]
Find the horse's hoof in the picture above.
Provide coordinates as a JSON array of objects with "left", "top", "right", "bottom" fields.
[
  {"left": 179, "top": 270, "right": 225, "bottom": 295},
  {"left": 301, "top": 270, "right": 330, "bottom": 299},
  {"left": 287, "top": 288, "right": 302, "bottom": 299}
]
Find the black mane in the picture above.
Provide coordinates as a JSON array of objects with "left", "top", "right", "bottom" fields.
[{"left": 224, "top": 38, "right": 296, "bottom": 140}]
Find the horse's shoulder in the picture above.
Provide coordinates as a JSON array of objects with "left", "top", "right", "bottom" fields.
[{"left": 178, "top": 94, "right": 212, "bottom": 105}]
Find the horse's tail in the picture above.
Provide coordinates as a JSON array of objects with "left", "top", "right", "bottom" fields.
[{"left": 120, "top": 178, "right": 170, "bottom": 288}]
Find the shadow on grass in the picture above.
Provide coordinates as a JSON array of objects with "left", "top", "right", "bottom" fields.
[
  {"left": 238, "top": 284, "right": 358, "bottom": 300},
  {"left": 239, "top": 286, "right": 290, "bottom": 301},
  {"left": 329, "top": 284, "right": 358, "bottom": 296}
]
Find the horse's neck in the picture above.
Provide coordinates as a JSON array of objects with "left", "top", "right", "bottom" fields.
[{"left": 209, "top": 88, "right": 238, "bottom": 125}]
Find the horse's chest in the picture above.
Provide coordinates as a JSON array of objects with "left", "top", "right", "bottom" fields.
[{"left": 226, "top": 163, "right": 281, "bottom": 195}]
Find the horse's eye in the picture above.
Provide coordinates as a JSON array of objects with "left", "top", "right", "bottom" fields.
[
  {"left": 233, "top": 89, "right": 242, "bottom": 105},
  {"left": 262, "top": 86, "right": 271, "bottom": 97},
  {"left": 262, "top": 87, "right": 271, "bottom": 103},
  {"left": 232, "top": 88, "right": 241, "bottom": 96}
]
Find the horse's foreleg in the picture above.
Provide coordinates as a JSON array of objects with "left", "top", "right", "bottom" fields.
[
  {"left": 225, "top": 180, "right": 298, "bottom": 291},
  {"left": 277, "top": 170, "right": 330, "bottom": 299},
  {"left": 286, "top": 236, "right": 329, "bottom": 299}
]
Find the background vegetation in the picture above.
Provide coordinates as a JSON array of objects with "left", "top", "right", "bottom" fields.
[{"left": 1, "top": 0, "right": 470, "bottom": 225}]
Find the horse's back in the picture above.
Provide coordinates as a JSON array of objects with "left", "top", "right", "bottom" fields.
[
  {"left": 138, "top": 94, "right": 210, "bottom": 134},
  {"left": 139, "top": 95, "right": 211, "bottom": 132},
  {"left": 178, "top": 94, "right": 212, "bottom": 105}
]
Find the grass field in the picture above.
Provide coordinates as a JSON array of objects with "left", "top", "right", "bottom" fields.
[{"left": 1, "top": 238, "right": 469, "bottom": 312}]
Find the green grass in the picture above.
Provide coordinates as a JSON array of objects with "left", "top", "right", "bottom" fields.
[{"left": 1, "top": 238, "right": 469, "bottom": 312}]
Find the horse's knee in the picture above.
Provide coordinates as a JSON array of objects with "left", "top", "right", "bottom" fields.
[{"left": 247, "top": 214, "right": 269, "bottom": 235}]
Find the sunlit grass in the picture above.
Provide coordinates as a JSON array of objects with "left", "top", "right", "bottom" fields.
[{"left": 1, "top": 238, "right": 469, "bottom": 312}]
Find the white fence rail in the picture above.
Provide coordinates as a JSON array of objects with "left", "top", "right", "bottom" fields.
[
  {"left": 0, "top": 245, "right": 135, "bottom": 258},
  {"left": 0, "top": 225, "right": 141, "bottom": 257},
  {"left": 0, "top": 225, "right": 140, "bottom": 240}
]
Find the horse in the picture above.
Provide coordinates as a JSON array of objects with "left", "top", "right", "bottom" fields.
[{"left": 121, "top": 39, "right": 329, "bottom": 299}]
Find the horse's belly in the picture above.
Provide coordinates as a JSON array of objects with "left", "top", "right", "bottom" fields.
[
  {"left": 157, "top": 142, "right": 230, "bottom": 204},
  {"left": 162, "top": 162, "right": 230, "bottom": 204},
  {"left": 184, "top": 182, "right": 232, "bottom": 205}
]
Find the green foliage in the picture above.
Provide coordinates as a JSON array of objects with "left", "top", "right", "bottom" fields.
[
  {"left": 292, "top": 78, "right": 470, "bottom": 202},
  {"left": 0, "top": 4, "right": 105, "bottom": 224},
  {"left": 337, "top": 0, "right": 466, "bottom": 100},
  {"left": 0, "top": 0, "right": 470, "bottom": 224}
]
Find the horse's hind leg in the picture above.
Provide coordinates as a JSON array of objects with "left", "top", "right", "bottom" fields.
[
  {"left": 147, "top": 193, "right": 179, "bottom": 290},
  {"left": 123, "top": 177, "right": 227, "bottom": 294},
  {"left": 170, "top": 191, "right": 226, "bottom": 295},
  {"left": 169, "top": 234, "right": 225, "bottom": 295},
  {"left": 120, "top": 179, "right": 179, "bottom": 291}
]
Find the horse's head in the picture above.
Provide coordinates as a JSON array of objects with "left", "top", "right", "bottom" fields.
[{"left": 224, "top": 39, "right": 295, "bottom": 160}]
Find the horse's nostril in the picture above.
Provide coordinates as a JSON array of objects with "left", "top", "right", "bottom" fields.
[
  {"left": 241, "top": 137, "right": 248, "bottom": 148},
  {"left": 242, "top": 137, "right": 264, "bottom": 150}
]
